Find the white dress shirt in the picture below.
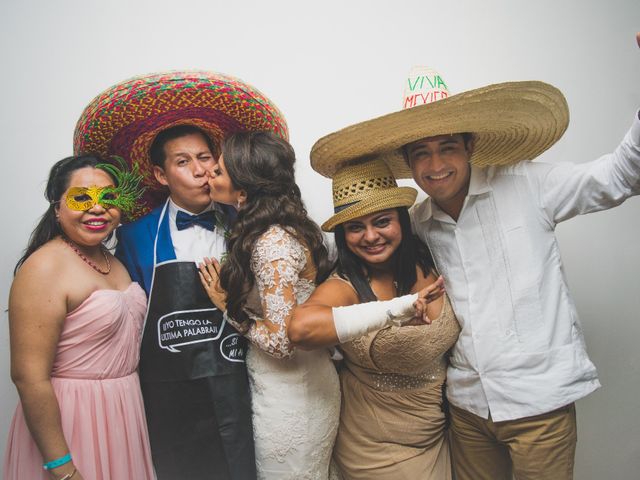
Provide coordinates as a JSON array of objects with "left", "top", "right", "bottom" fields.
[
  {"left": 167, "top": 199, "right": 228, "bottom": 264},
  {"left": 410, "top": 112, "right": 640, "bottom": 421}
]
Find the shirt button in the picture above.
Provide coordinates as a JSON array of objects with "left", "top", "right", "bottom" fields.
[{"left": 505, "top": 329, "right": 513, "bottom": 336}]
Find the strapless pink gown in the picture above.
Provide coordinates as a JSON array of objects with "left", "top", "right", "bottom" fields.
[{"left": 3, "top": 283, "right": 155, "bottom": 480}]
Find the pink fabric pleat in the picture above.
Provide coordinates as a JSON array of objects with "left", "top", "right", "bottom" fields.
[{"left": 3, "top": 283, "right": 155, "bottom": 480}]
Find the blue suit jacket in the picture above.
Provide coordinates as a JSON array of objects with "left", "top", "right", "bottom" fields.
[
  {"left": 115, "top": 204, "right": 176, "bottom": 297},
  {"left": 116, "top": 202, "right": 235, "bottom": 297}
]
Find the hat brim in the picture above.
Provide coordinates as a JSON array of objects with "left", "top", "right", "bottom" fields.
[
  {"left": 311, "top": 81, "right": 569, "bottom": 178},
  {"left": 322, "top": 186, "right": 417, "bottom": 232},
  {"left": 73, "top": 71, "right": 289, "bottom": 217}
]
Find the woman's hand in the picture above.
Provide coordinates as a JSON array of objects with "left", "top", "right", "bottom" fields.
[
  {"left": 198, "top": 257, "right": 227, "bottom": 311},
  {"left": 71, "top": 470, "right": 84, "bottom": 480},
  {"left": 411, "top": 275, "right": 445, "bottom": 325},
  {"left": 47, "top": 463, "right": 83, "bottom": 480}
]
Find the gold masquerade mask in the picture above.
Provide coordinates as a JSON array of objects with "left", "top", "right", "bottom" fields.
[
  {"left": 52, "top": 157, "right": 146, "bottom": 219},
  {"left": 65, "top": 185, "right": 119, "bottom": 211}
]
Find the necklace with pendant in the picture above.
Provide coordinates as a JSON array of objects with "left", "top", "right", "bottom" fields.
[{"left": 61, "top": 236, "right": 111, "bottom": 275}]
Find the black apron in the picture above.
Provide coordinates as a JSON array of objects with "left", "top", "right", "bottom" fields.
[{"left": 139, "top": 204, "right": 256, "bottom": 480}]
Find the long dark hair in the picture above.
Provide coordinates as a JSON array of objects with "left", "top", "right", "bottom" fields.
[
  {"left": 334, "top": 207, "right": 435, "bottom": 302},
  {"left": 219, "top": 131, "right": 331, "bottom": 324},
  {"left": 14, "top": 155, "right": 115, "bottom": 274}
]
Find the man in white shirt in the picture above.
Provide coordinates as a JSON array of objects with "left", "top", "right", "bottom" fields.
[
  {"left": 405, "top": 117, "right": 640, "bottom": 479},
  {"left": 402, "top": 63, "right": 640, "bottom": 480},
  {"left": 308, "top": 34, "right": 639, "bottom": 480}
]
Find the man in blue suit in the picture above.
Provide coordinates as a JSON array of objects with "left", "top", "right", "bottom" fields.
[
  {"left": 74, "top": 70, "right": 289, "bottom": 480},
  {"left": 116, "top": 124, "right": 227, "bottom": 294},
  {"left": 115, "top": 124, "right": 255, "bottom": 480}
]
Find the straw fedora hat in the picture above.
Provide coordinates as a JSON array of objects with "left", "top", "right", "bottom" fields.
[
  {"left": 74, "top": 70, "right": 288, "bottom": 216},
  {"left": 322, "top": 157, "right": 417, "bottom": 232},
  {"left": 311, "top": 67, "right": 569, "bottom": 178}
]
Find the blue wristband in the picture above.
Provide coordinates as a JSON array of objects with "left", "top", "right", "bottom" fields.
[{"left": 43, "top": 453, "right": 72, "bottom": 470}]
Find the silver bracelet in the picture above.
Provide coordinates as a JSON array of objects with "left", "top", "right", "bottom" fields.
[{"left": 57, "top": 468, "right": 77, "bottom": 480}]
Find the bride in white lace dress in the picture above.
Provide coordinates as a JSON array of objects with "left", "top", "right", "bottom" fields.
[{"left": 200, "top": 131, "right": 340, "bottom": 480}]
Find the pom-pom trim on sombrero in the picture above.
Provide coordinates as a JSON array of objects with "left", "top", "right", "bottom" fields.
[
  {"left": 311, "top": 80, "right": 569, "bottom": 179},
  {"left": 73, "top": 70, "right": 289, "bottom": 218}
]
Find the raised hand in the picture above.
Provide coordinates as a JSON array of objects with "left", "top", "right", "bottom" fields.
[{"left": 412, "top": 275, "right": 445, "bottom": 324}]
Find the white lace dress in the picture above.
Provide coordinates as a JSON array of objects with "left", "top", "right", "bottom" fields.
[{"left": 227, "top": 225, "right": 341, "bottom": 480}]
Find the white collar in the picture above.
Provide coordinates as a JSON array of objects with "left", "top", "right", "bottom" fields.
[{"left": 167, "top": 198, "right": 215, "bottom": 223}]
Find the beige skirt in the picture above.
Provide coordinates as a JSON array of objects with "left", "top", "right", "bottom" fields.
[{"left": 333, "top": 367, "right": 452, "bottom": 480}]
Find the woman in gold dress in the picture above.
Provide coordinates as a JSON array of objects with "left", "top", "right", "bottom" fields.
[{"left": 290, "top": 158, "right": 460, "bottom": 480}]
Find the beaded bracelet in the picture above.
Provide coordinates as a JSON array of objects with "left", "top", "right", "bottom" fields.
[{"left": 43, "top": 452, "right": 72, "bottom": 470}]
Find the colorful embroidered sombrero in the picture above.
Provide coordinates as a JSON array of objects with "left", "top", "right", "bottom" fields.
[
  {"left": 311, "top": 67, "right": 569, "bottom": 178},
  {"left": 73, "top": 70, "right": 289, "bottom": 215}
]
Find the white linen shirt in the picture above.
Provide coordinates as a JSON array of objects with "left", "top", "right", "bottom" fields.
[
  {"left": 410, "top": 112, "right": 640, "bottom": 421},
  {"left": 168, "top": 199, "right": 228, "bottom": 264}
]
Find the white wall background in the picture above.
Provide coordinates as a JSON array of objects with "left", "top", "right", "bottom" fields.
[{"left": 1, "top": 1, "right": 639, "bottom": 478}]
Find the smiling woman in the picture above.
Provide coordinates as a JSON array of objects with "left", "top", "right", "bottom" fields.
[
  {"left": 290, "top": 158, "right": 460, "bottom": 479},
  {"left": 3, "top": 156, "right": 153, "bottom": 480},
  {"left": 57, "top": 168, "right": 121, "bottom": 249},
  {"left": 342, "top": 209, "right": 403, "bottom": 268}
]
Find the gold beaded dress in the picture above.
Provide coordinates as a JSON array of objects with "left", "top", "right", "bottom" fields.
[{"left": 332, "top": 277, "right": 460, "bottom": 480}]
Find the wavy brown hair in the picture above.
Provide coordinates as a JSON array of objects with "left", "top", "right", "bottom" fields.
[{"left": 219, "top": 131, "right": 331, "bottom": 325}]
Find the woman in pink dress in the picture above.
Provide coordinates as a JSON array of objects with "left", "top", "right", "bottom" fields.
[{"left": 3, "top": 155, "right": 154, "bottom": 480}]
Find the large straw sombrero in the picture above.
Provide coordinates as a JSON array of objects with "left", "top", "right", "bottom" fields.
[
  {"left": 74, "top": 70, "right": 289, "bottom": 215},
  {"left": 311, "top": 68, "right": 569, "bottom": 178},
  {"left": 322, "top": 157, "right": 417, "bottom": 232}
]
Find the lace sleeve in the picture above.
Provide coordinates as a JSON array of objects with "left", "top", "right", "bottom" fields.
[{"left": 243, "top": 226, "right": 309, "bottom": 359}]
